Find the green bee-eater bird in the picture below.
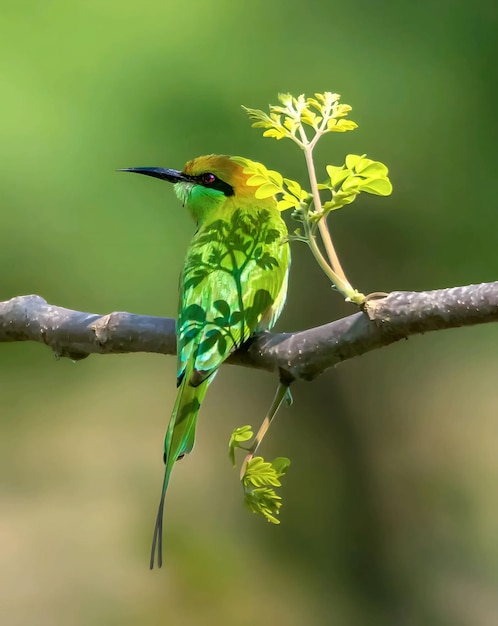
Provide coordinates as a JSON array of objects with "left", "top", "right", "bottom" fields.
[{"left": 122, "top": 155, "right": 290, "bottom": 568}]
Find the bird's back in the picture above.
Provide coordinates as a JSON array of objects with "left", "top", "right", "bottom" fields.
[{"left": 177, "top": 200, "right": 289, "bottom": 386}]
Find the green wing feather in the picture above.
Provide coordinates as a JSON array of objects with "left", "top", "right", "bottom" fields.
[
  {"left": 178, "top": 206, "right": 289, "bottom": 380},
  {"left": 150, "top": 204, "right": 289, "bottom": 568}
]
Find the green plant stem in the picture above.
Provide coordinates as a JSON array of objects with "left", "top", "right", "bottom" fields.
[
  {"left": 304, "top": 221, "right": 353, "bottom": 294},
  {"left": 304, "top": 148, "right": 347, "bottom": 281},
  {"left": 296, "top": 123, "right": 356, "bottom": 299},
  {"left": 239, "top": 382, "right": 290, "bottom": 481}
]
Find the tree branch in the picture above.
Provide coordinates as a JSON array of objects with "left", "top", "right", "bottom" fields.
[{"left": 1, "top": 282, "right": 497, "bottom": 382}]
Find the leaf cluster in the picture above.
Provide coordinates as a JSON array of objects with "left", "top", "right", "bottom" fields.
[
  {"left": 242, "top": 456, "right": 291, "bottom": 524},
  {"left": 229, "top": 426, "right": 290, "bottom": 524},
  {"left": 316, "top": 154, "right": 393, "bottom": 217},
  {"left": 239, "top": 94, "right": 392, "bottom": 221},
  {"left": 228, "top": 424, "right": 253, "bottom": 466},
  {"left": 242, "top": 91, "right": 357, "bottom": 142},
  {"left": 240, "top": 91, "right": 393, "bottom": 303},
  {"left": 231, "top": 157, "right": 310, "bottom": 213}
]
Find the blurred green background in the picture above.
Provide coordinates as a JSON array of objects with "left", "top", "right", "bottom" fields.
[{"left": 1, "top": 1, "right": 497, "bottom": 625}]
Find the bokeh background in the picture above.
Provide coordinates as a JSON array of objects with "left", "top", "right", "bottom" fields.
[{"left": 1, "top": 2, "right": 497, "bottom": 625}]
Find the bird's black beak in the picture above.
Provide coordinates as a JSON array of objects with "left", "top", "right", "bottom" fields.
[{"left": 118, "top": 167, "right": 188, "bottom": 184}]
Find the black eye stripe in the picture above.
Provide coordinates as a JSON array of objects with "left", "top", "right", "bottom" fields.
[{"left": 189, "top": 172, "right": 234, "bottom": 197}]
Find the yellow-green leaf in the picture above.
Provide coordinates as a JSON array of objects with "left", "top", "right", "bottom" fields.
[
  {"left": 283, "top": 177, "right": 302, "bottom": 196},
  {"left": 333, "top": 191, "right": 358, "bottom": 206},
  {"left": 294, "top": 93, "right": 306, "bottom": 110},
  {"left": 301, "top": 109, "right": 321, "bottom": 129},
  {"left": 246, "top": 174, "right": 270, "bottom": 186},
  {"left": 357, "top": 161, "right": 389, "bottom": 178},
  {"left": 277, "top": 199, "right": 296, "bottom": 211},
  {"left": 359, "top": 178, "right": 393, "bottom": 195},
  {"left": 277, "top": 92, "right": 293, "bottom": 107},
  {"left": 306, "top": 97, "right": 322, "bottom": 112},
  {"left": 283, "top": 117, "right": 297, "bottom": 133},
  {"left": 326, "top": 165, "right": 349, "bottom": 188},
  {"left": 272, "top": 457, "right": 291, "bottom": 476},
  {"left": 266, "top": 169, "right": 284, "bottom": 187},
  {"left": 241, "top": 106, "right": 267, "bottom": 119},
  {"left": 321, "top": 192, "right": 358, "bottom": 213},
  {"left": 322, "top": 200, "right": 340, "bottom": 212},
  {"left": 328, "top": 118, "right": 358, "bottom": 132},
  {"left": 228, "top": 425, "right": 253, "bottom": 466},
  {"left": 255, "top": 183, "right": 282, "bottom": 198},
  {"left": 350, "top": 156, "right": 372, "bottom": 173},
  {"left": 345, "top": 154, "right": 363, "bottom": 170},
  {"left": 341, "top": 175, "right": 363, "bottom": 191},
  {"left": 334, "top": 103, "right": 353, "bottom": 118},
  {"left": 231, "top": 156, "right": 265, "bottom": 176},
  {"left": 263, "top": 127, "right": 287, "bottom": 140},
  {"left": 250, "top": 121, "right": 273, "bottom": 129},
  {"left": 270, "top": 105, "right": 289, "bottom": 115}
]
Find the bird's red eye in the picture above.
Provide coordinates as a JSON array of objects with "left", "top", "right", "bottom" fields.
[{"left": 201, "top": 173, "right": 216, "bottom": 185}]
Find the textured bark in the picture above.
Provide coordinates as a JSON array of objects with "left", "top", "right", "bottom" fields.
[{"left": 1, "top": 282, "right": 497, "bottom": 382}]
